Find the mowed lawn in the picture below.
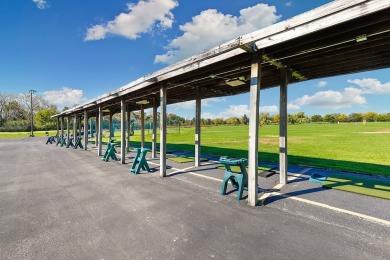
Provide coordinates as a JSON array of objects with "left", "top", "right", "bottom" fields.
[
  {"left": 128, "top": 122, "right": 390, "bottom": 176},
  {"left": 1, "top": 123, "right": 389, "bottom": 176}
]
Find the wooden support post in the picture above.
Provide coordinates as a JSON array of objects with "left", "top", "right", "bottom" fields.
[
  {"left": 109, "top": 111, "right": 113, "bottom": 141},
  {"left": 83, "top": 110, "right": 88, "bottom": 150},
  {"left": 195, "top": 87, "right": 201, "bottom": 167},
  {"left": 126, "top": 105, "right": 131, "bottom": 153},
  {"left": 73, "top": 115, "right": 77, "bottom": 144},
  {"left": 140, "top": 104, "right": 145, "bottom": 148},
  {"left": 120, "top": 98, "right": 126, "bottom": 164},
  {"left": 280, "top": 67, "right": 289, "bottom": 185},
  {"left": 248, "top": 53, "right": 261, "bottom": 207},
  {"left": 61, "top": 117, "right": 64, "bottom": 138},
  {"left": 95, "top": 112, "right": 99, "bottom": 147},
  {"left": 56, "top": 117, "right": 59, "bottom": 137},
  {"left": 78, "top": 115, "right": 82, "bottom": 139},
  {"left": 66, "top": 116, "right": 70, "bottom": 144},
  {"left": 98, "top": 105, "right": 103, "bottom": 156},
  {"left": 152, "top": 97, "right": 157, "bottom": 159},
  {"left": 160, "top": 83, "right": 167, "bottom": 177}
]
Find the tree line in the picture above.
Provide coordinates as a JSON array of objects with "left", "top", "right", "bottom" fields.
[{"left": 1, "top": 91, "right": 389, "bottom": 132}]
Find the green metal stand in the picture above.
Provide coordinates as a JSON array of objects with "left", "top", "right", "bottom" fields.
[
  {"left": 66, "top": 138, "right": 74, "bottom": 148},
  {"left": 102, "top": 142, "right": 118, "bottom": 161},
  {"left": 219, "top": 157, "right": 248, "bottom": 200},
  {"left": 74, "top": 137, "right": 83, "bottom": 149},
  {"left": 130, "top": 148, "right": 151, "bottom": 174},
  {"left": 46, "top": 136, "right": 55, "bottom": 144}
]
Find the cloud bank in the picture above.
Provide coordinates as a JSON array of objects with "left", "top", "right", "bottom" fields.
[
  {"left": 288, "top": 78, "right": 390, "bottom": 110},
  {"left": 43, "top": 87, "right": 87, "bottom": 108},
  {"left": 85, "top": 0, "right": 178, "bottom": 41},
  {"left": 155, "top": 4, "right": 280, "bottom": 64}
]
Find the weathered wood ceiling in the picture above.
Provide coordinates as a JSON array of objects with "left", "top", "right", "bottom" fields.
[{"left": 56, "top": 0, "right": 390, "bottom": 118}]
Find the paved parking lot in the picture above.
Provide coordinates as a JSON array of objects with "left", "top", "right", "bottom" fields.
[{"left": 1, "top": 137, "right": 389, "bottom": 259}]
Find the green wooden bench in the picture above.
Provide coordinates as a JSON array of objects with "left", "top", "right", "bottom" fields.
[
  {"left": 130, "top": 148, "right": 151, "bottom": 174},
  {"left": 102, "top": 142, "right": 118, "bottom": 161},
  {"left": 66, "top": 138, "right": 74, "bottom": 148},
  {"left": 219, "top": 156, "right": 248, "bottom": 200},
  {"left": 46, "top": 136, "right": 55, "bottom": 144},
  {"left": 74, "top": 137, "right": 83, "bottom": 149}
]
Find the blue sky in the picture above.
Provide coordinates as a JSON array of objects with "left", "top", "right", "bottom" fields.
[{"left": 0, "top": 0, "right": 389, "bottom": 119}]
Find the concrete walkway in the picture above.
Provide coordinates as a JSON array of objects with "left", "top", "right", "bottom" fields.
[{"left": 0, "top": 137, "right": 389, "bottom": 259}]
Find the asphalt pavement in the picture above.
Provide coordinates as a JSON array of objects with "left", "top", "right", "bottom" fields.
[{"left": 0, "top": 137, "right": 389, "bottom": 259}]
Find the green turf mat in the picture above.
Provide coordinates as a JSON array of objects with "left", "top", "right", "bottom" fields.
[
  {"left": 323, "top": 174, "right": 390, "bottom": 200},
  {"left": 168, "top": 156, "right": 208, "bottom": 163},
  {"left": 217, "top": 165, "right": 275, "bottom": 174}
]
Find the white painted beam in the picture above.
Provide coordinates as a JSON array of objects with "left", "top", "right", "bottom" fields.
[
  {"left": 160, "top": 83, "right": 167, "bottom": 177},
  {"left": 279, "top": 67, "right": 289, "bottom": 185},
  {"left": 248, "top": 53, "right": 261, "bottom": 207},
  {"left": 121, "top": 98, "right": 126, "bottom": 164},
  {"left": 195, "top": 87, "right": 201, "bottom": 167},
  {"left": 152, "top": 97, "right": 157, "bottom": 159}
]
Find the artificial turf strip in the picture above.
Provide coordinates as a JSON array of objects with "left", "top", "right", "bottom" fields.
[
  {"left": 217, "top": 165, "right": 275, "bottom": 174},
  {"left": 322, "top": 174, "right": 390, "bottom": 200},
  {"left": 168, "top": 156, "right": 209, "bottom": 163}
]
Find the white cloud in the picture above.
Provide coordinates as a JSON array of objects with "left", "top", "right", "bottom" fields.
[
  {"left": 85, "top": 0, "right": 178, "bottom": 41},
  {"left": 316, "top": 81, "right": 327, "bottom": 87},
  {"left": 155, "top": 4, "right": 280, "bottom": 64},
  {"left": 201, "top": 112, "right": 215, "bottom": 119},
  {"left": 43, "top": 87, "right": 87, "bottom": 108},
  {"left": 218, "top": 104, "right": 250, "bottom": 119},
  {"left": 285, "top": 2, "right": 293, "bottom": 7},
  {"left": 287, "top": 104, "right": 301, "bottom": 110},
  {"left": 260, "top": 105, "right": 278, "bottom": 114},
  {"left": 288, "top": 87, "right": 366, "bottom": 110},
  {"left": 171, "top": 97, "right": 225, "bottom": 110},
  {"left": 33, "top": 0, "right": 49, "bottom": 9},
  {"left": 348, "top": 78, "right": 390, "bottom": 94}
]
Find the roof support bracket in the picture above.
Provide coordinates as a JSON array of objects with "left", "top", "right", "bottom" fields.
[{"left": 262, "top": 54, "right": 307, "bottom": 81}]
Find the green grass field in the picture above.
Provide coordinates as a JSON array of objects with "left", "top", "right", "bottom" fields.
[
  {"left": 127, "top": 122, "right": 390, "bottom": 176},
  {"left": 0, "top": 131, "right": 57, "bottom": 138},
  {"left": 1, "top": 123, "right": 389, "bottom": 176}
]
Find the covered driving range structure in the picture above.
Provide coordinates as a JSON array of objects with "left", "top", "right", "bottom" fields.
[{"left": 53, "top": 0, "right": 390, "bottom": 206}]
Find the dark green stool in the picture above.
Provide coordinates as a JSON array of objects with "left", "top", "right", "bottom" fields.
[
  {"left": 59, "top": 136, "right": 67, "bottom": 147},
  {"left": 219, "top": 157, "right": 248, "bottom": 200},
  {"left": 74, "top": 137, "right": 83, "bottom": 149},
  {"left": 102, "top": 142, "right": 118, "bottom": 161},
  {"left": 130, "top": 148, "right": 151, "bottom": 174},
  {"left": 66, "top": 138, "right": 74, "bottom": 148},
  {"left": 46, "top": 136, "right": 55, "bottom": 144}
]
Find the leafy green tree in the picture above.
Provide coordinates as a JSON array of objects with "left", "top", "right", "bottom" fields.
[
  {"left": 324, "top": 114, "right": 338, "bottom": 123},
  {"left": 364, "top": 112, "right": 378, "bottom": 122},
  {"left": 338, "top": 114, "right": 348, "bottom": 122},
  {"left": 348, "top": 113, "right": 363, "bottom": 122},
  {"left": 311, "top": 114, "right": 323, "bottom": 122},
  {"left": 213, "top": 118, "right": 224, "bottom": 125},
  {"left": 241, "top": 114, "right": 249, "bottom": 125},
  {"left": 35, "top": 108, "right": 59, "bottom": 129}
]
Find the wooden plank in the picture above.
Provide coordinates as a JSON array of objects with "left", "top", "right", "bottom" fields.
[
  {"left": 141, "top": 104, "right": 145, "bottom": 148},
  {"left": 160, "top": 83, "right": 167, "bottom": 177},
  {"left": 121, "top": 98, "right": 126, "bottom": 164},
  {"left": 248, "top": 53, "right": 261, "bottom": 207},
  {"left": 66, "top": 116, "right": 70, "bottom": 144},
  {"left": 250, "top": 0, "right": 390, "bottom": 50}
]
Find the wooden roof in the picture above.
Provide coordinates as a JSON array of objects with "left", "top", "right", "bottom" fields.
[{"left": 55, "top": 0, "right": 390, "bottom": 117}]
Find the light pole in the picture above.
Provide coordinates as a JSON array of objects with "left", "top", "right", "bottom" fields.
[{"left": 29, "top": 89, "right": 36, "bottom": 137}]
